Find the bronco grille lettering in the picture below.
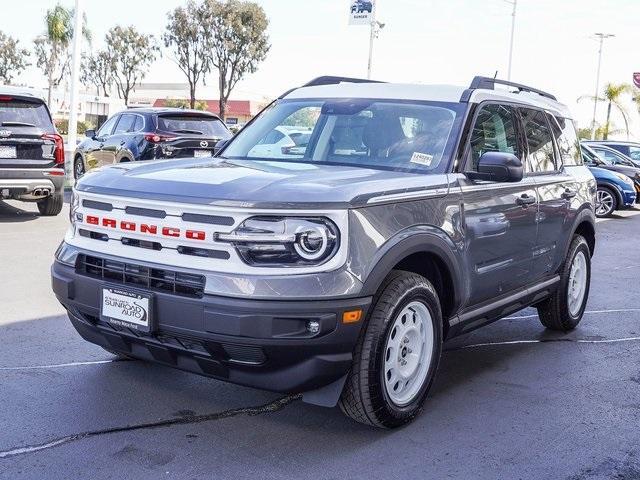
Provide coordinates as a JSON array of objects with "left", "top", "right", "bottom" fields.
[{"left": 84, "top": 215, "right": 206, "bottom": 241}]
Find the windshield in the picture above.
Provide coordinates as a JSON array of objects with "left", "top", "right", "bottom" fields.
[
  {"left": 157, "top": 115, "right": 231, "bottom": 138},
  {"left": 222, "top": 99, "right": 465, "bottom": 173},
  {"left": 0, "top": 98, "right": 52, "bottom": 129}
]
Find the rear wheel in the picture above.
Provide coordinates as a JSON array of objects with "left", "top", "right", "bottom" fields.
[
  {"left": 595, "top": 186, "right": 617, "bottom": 217},
  {"left": 537, "top": 235, "right": 591, "bottom": 331},
  {"left": 338, "top": 270, "right": 443, "bottom": 428},
  {"left": 37, "top": 191, "right": 63, "bottom": 216}
]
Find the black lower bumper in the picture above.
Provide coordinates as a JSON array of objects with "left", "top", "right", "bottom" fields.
[{"left": 52, "top": 260, "right": 371, "bottom": 397}]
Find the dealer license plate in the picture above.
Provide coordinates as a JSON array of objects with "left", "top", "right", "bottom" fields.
[
  {"left": 101, "top": 287, "right": 152, "bottom": 332},
  {"left": 194, "top": 149, "right": 212, "bottom": 158}
]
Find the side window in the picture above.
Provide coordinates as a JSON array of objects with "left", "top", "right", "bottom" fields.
[
  {"left": 627, "top": 146, "right": 640, "bottom": 162},
  {"left": 133, "top": 115, "right": 144, "bottom": 132},
  {"left": 549, "top": 115, "right": 582, "bottom": 166},
  {"left": 97, "top": 115, "right": 119, "bottom": 137},
  {"left": 520, "top": 108, "right": 556, "bottom": 173},
  {"left": 113, "top": 114, "right": 136, "bottom": 134},
  {"left": 468, "top": 103, "right": 520, "bottom": 171}
]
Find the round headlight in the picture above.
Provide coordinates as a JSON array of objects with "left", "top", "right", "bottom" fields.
[{"left": 294, "top": 224, "right": 330, "bottom": 260}]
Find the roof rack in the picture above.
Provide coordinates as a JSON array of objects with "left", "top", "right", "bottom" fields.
[
  {"left": 302, "top": 76, "right": 385, "bottom": 88},
  {"left": 462, "top": 76, "right": 557, "bottom": 102}
]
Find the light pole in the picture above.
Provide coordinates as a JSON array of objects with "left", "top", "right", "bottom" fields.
[
  {"left": 505, "top": 0, "right": 517, "bottom": 80},
  {"left": 590, "top": 32, "right": 615, "bottom": 140},
  {"left": 367, "top": 19, "right": 385, "bottom": 79},
  {"left": 67, "top": 0, "right": 84, "bottom": 173}
]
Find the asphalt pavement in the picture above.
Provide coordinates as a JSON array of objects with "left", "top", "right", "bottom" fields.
[{"left": 1, "top": 198, "right": 640, "bottom": 480}]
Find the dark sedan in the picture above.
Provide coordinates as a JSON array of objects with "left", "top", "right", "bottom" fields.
[{"left": 73, "top": 108, "right": 232, "bottom": 179}]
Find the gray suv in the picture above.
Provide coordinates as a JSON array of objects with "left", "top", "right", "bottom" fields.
[
  {"left": 0, "top": 88, "right": 65, "bottom": 215},
  {"left": 51, "top": 76, "right": 596, "bottom": 428}
]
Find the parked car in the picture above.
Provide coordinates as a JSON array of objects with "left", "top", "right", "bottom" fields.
[
  {"left": 351, "top": 0, "right": 373, "bottom": 13},
  {"left": 53, "top": 76, "right": 596, "bottom": 428},
  {"left": 73, "top": 108, "right": 232, "bottom": 179},
  {"left": 247, "top": 126, "right": 311, "bottom": 158},
  {"left": 581, "top": 143, "right": 640, "bottom": 200},
  {"left": 583, "top": 140, "right": 640, "bottom": 167},
  {"left": 0, "top": 87, "right": 65, "bottom": 216}
]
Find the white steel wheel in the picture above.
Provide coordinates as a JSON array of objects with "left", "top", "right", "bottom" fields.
[
  {"left": 595, "top": 188, "right": 615, "bottom": 217},
  {"left": 567, "top": 250, "right": 588, "bottom": 317},
  {"left": 383, "top": 300, "right": 435, "bottom": 407}
]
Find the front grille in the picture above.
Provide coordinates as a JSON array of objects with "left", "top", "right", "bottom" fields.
[{"left": 76, "top": 254, "right": 205, "bottom": 298}]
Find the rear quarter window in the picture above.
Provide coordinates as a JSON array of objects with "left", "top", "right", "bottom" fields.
[
  {"left": 0, "top": 98, "right": 53, "bottom": 130},
  {"left": 549, "top": 115, "right": 582, "bottom": 166}
]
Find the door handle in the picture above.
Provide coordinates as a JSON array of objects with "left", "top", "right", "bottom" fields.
[
  {"left": 516, "top": 194, "right": 536, "bottom": 206},
  {"left": 562, "top": 188, "right": 577, "bottom": 200}
]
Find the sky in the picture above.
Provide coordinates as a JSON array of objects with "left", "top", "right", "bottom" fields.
[{"left": 2, "top": 0, "right": 639, "bottom": 137}]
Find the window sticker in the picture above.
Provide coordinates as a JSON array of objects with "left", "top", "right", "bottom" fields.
[{"left": 410, "top": 152, "right": 433, "bottom": 166}]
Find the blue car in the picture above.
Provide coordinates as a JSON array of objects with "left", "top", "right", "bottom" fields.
[{"left": 588, "top": 166, "right": 636, "bottom": 217}]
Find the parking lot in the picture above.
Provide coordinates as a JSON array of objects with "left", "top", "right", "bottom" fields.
[{"left": 1, "top": 197, "right": 640, "bottom": 480}]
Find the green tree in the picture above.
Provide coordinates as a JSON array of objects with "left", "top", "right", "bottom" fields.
[
  {"left": 34, "top": 3, "right": 90, "bottom": 108},
  {"left": 206, "top": 0, "right": 270, "bottom": 120},
  {"left": 0, "top": 31, "right": 29, "bottom": 84},
  {"left": 81, "top": 50, "right": 114, "bottom": 97},
  {"left": 579, "top": 82, "right": 631, "bottom": 140},
  {"left": 105, "top": 26, "right": 159, "bottom": 106},
  {"left": 164, "top": 98, "right": 208, "bottom": 110},
  {"left": 163, "top": 1, "right": 213, "bottom": 109}
]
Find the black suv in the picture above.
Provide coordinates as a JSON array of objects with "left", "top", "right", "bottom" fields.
[
  {"left": 0, "top": 89, "right": 65, "bottom": 216},
  {"left": 73, "top": 108, "right": 232, "bottom": 179}
]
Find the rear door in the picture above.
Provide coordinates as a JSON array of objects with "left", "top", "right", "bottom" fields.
[
  {"left": 0, "top": 95, "right": 57, "bottom": 169},
  {"left": 156, "top": 113, "right": 232, "bottom": 158},
  {"left": 521, "top": 108, "right": 580, "bottom": 278},
  {"left": 460, "top": 102, "right": 539, "bottom": 306},
  {"left": 102, "top": 113, "right": 138, "bottom": 163}
]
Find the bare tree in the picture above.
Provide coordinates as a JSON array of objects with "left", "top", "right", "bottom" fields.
[
  {"left": 81, "top": 50, "right": 114, "bottom": 97},
  {"left": 105, "top": 26, "right": 159, "bottom": 106},
  {"left": 206, "top": 0, "right": 270, "bottom": 120},
  {"left": 163, "top": 1, "right": 213, "bottom": 109},
  {"left": 0, "top": 31, "right": 29, "bottom": 84}
]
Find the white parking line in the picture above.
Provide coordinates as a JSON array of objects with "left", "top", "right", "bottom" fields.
[
  {"left": 458, "top": 336, "right": 640, "bottom": 350},
  {"left": 504, "top": 308, "right": 640, "bottom": 320},
  {"left": 0, "top": 359, "right": 121, "bottom": 371}
]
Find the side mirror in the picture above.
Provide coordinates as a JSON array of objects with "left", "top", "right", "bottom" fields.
[
  {"left": 85, "top": 129, "right": 96, "bottom": 138},
  {"left": 466, "top": 152, "right": 523, "bottom": 182}
]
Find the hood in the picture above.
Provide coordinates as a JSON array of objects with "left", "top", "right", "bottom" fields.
[
  {"left": 76, "top": 157, "right": 449, "bottom": 209},
  {"left": 589, "top": 166, "right": 634, "bottom": 186}
]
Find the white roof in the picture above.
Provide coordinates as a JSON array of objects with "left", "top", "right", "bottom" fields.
[
  {"left": 0, "top": 85, "right": 46, "bottom": 101},
  {"left": 284, "top": 81, "right": 571, "bottom": 118}
]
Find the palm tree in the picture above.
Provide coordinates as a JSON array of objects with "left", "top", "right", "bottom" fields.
[
  {"left": 578, "top": 82, "right": 631, "bottom": 140},
  {"left": 34, "top": 4, "right": 90, "bottom": 109}
]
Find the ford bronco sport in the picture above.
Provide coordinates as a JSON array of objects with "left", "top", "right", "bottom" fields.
[
  {"left": 52, "top": 76, "right": 596, "bottom": 428},
  {"left": 0, "top": 87, "right": 65, "bottom": 216}
]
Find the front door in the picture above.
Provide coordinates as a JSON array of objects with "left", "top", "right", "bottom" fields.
[{"left": 460, "top": 103, "right": 539, "bottom": 307}]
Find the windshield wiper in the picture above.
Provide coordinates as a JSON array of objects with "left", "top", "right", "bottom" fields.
[
  {"left": 1, "top": 121, "right": 36, "bottom": 127},
  {"left": 172, "top": 129, "right": 204, "bottom": 135}
]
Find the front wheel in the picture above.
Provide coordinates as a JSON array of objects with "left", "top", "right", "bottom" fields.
[
  {"left": 595, "top": 186, "right": 617, "bottom": 217},
  {"left": 537, "top": 235, "right": 591, "bottom": 331},
  {"left": 74, "top": 155, "right": 85, "bottom": 180},
  {"left": 338, "top": 270, "right": 443, "bottom": 428}
]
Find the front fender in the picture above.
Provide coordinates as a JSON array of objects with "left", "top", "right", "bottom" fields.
[{"left": 359, "top": 226, "right": 464, "bottom": 312}]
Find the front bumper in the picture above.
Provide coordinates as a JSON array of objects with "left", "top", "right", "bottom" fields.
[
  {"left": 51, "top": 259, "right": 371, "bottom": 396},
  {"left": 622, "top": 189, "right": 637, "bottom": 207}
]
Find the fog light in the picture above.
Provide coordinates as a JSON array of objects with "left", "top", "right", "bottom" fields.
[{"left": 306, "top": 320, "right": 320, "bottom": 334}]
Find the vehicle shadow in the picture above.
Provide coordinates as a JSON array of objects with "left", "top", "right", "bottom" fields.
[{"left": 0, "top": 190, "right": 71, "bottom": 223}]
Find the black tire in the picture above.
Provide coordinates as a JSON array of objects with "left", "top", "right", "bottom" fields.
[
  {"left": 74, "top": 155, "right": 85, "bottom": 180},
  {"left": 536, "top": 235, "right": 591, "bottom": 332},
  {"left": 595, "top": 186, "right": 617, "bottom": 218},
  {"left": 36, "top": 191, "right": 64, "bottom": 216},
  {"left": 338, "top": 270, "right": 443, "bottom": 428}
]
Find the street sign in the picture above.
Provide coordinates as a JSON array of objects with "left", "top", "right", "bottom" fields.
[
  {"left": 633, "top": 72, "right": 640, "bottom": 89},
  {"left": 349, "top": 0, "right": 376, "bottom": 25}
]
